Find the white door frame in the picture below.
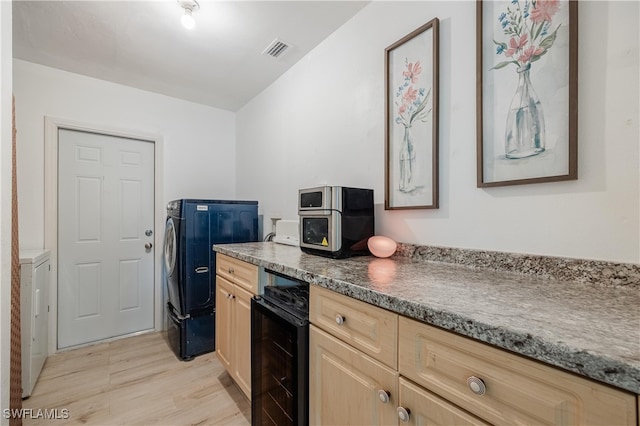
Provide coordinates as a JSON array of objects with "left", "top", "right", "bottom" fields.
[{"left": 44, "top": 116, "right": 164, "bottom": 354}]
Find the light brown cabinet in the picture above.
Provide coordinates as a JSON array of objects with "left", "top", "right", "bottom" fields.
[
  {"left": 310, "top": 285, "right": 399, "bottom": 425},
  {"left": 310, "top": 285, "right": 397, "bottom": 368},
  {"left": 233, "top": 283, "right": 253, "bottom": 397},
  {"left": 310, "top": 287, "right": 486, "bottom": 426},
  {"left": 399, "top": 316, "right": 638, "bottom": 426},
  {"left": 216, "top": 253, "right": 258, "bottom": 294},
  {"left": 215, "top": 253, "right": 258, "bottom": 400},
  {"left": 215, "top": 276, "right": 233, "bottom": 371},
  {"left": 310, "top": 286, "right": 638, "bottom": 426},
  {"left": 309, "top": 325, "right": 398, "bottom": 425},
  {"left": 397, "top": 377, "right": 490, "bottom": 426}
]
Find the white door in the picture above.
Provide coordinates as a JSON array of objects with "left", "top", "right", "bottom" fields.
[{"left": 57, "top": 129, "right": 155, "bottom": 349}]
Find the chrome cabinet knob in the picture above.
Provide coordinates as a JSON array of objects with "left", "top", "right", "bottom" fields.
[
  {"left": 467, "top": 376, "right": 486, "bottom": 395},
  {"left": 397, "top": 407, "right": 411, "bottom": 422},
  {"left": 378, "top": 390, "right": 391, "bottom": 404},
  {"left": 144, "top": 242, "right": 153, "bottom": 250},
  {"left": 335, "top": 314, "right": 345, "bottom": 325}
]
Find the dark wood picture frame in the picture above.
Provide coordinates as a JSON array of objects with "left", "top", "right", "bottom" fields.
[
  {"left": 476, "top": 0, "right": 578, "bottom": 187},
  {"left": 385, "top": 18, "right": 439, "bottom": 209}
]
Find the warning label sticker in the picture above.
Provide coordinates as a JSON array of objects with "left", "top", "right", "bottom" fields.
[{"left": 321, "top": 237, "right": 329, "bottom": 246}]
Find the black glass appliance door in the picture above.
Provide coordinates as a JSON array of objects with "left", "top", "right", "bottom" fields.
[
  {"left": 301, "top": 217, "right": 329, "bottom": 247},
  {"left": 251, "top": 298, "right": 308, "bottom": 426}
]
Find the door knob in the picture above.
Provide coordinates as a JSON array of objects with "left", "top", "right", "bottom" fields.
[
  {"left": 397, "top": 407, "right": 411, "bottom": 422},
  {"left": 467, "top": 376, "right": 486, "bottom": 395},
  {"left": 378, "top": 390, "right": 391, "bottom": 404},
  {"left": 145, "top": 242, "right": 153, "bottom": 250}
]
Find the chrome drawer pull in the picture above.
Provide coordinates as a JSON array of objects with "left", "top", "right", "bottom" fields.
[
  {"left": 467, "top": 376, "right": 486, "bottom": 395},
  {"left": 378, "top": 390, "right": 391, "bottom": 404},
  {"left": 195, "top": 267, "right": 209, "bottom": 273},
  {"left": 335, "top": 314, "right": 345, "bottom": 325},
  {"left": 397, "top": 407, "right": 411, "bottom": 422}
]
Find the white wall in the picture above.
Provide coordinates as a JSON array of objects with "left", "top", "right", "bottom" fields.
[
  {"left": 13, "top": 59, "right": 237, "bottom": 250},
  {"left": 0, "top": 0, "right": 12, "bottom": 420},
  {"left": 236, "top": 1, "right": 640, "bottom": 263}
]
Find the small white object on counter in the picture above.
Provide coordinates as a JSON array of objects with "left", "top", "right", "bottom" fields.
[{"left": 272, "top": 219, "right": 300, "bottom": 246}]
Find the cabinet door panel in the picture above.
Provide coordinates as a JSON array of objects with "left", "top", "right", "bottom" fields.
[
  {"left": 399, "top": 377, "right": 489, "bottom": 426},
  {"left": 215, "top": 276, "right": 234, "bottom": 370},
  {"left": 234, "top": 285, "right": 253, "bottom": 400},
  {"left": 310, "top": 325, "right": 398, "bottom": 426}
]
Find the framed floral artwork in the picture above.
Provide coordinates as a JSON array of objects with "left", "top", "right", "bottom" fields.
[
  {"left": 385, "top": 18, "right": 439, "bottom": 209},
  {"left": 477, "top": 0, "right": 578, "bottom": 187}
]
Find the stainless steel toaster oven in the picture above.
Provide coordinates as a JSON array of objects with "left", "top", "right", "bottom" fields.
[{"left": 298, "top": 186, "right": 374, "bottom": 258}]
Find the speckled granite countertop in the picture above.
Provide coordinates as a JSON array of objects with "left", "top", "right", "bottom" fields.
[{"left": 213, "top": 242, "right": 640, "bottom": 394}]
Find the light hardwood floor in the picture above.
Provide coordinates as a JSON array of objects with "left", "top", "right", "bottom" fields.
[{"left": 22, "top": 332, "right": 251, "bottom": 425}]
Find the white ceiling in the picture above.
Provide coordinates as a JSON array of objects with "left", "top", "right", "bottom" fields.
[{"left": 13, "top": 1, "right": 368, "bottom": 111}]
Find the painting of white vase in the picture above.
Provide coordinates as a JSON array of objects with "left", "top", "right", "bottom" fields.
[
  {"left": 385, "top": 18, "right": 440, "bottom": 209},
  {"left": 477, "top": 0, "right": 578, "bottom": 187}
]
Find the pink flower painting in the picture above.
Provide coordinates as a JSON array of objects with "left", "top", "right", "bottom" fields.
[
  {"left": 394, "top": 58, "right": 432, "bottom": 193},
  {"left": 491, "top": 0, "right": 565, "bottom": 160},
  {"left": 402, "top": 61, "right": 422, "bottom": 84},
  {"left": 530, "top": 0, "right": 560, "bottom": 24},
  {"left": 494, "top": 0, "right": 561, "bottom": 70},
  {"left": 394, "top": 59, "right": 431, "bottom": 129}
]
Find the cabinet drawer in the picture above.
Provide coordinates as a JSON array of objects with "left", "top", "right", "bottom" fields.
[
  {"left": 399, "top": 317, "right": 637, "bottom": 426},
  {"left": 398, "top": 377, "right": 489, "bottom": 426},
  {"left": 310, "top": 285, "right": 398, "bottom": 368},
  {"left": 216, "top": 253, "right": 258, "bottom": 294}
]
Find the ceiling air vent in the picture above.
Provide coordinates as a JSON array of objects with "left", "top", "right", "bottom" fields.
[{"left": 262, "top": 38, "right": 291, "bottom": 59}]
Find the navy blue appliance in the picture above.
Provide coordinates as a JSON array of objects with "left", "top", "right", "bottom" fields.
[{"left": 164, "top": 199, "right": 258, "bottom": 360}]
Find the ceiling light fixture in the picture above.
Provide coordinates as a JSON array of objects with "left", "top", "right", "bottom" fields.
[{"left": 178, "top": 0, "right": 199, "bottom": 30}]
